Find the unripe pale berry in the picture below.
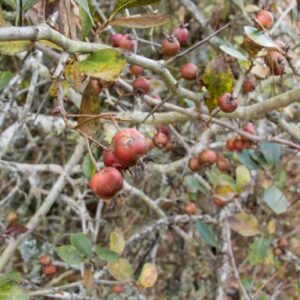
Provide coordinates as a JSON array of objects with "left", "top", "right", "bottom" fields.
[
  {"left": 173, "top": 24, "right": 189, "bottom": 44},
  {"left": 218, "top": 93, "right": 239, "bottom": 113},
  {"left": 119, "top": 34, "right": 136, "bottom": 52},
  {"left": 132, "top": 76, "right": 150, "bottom": 96},
  {"left": 255, "top": 9, "right": 273, "bottom": 29},
  {"left": 162, "top": 36, "right": 180, "bottom": 57},
  {"left": 90, "top": 167, "right": 124, "bottom": 199},
  {"left": 180, "top": 63, "right": 198, "bottom": 81}
]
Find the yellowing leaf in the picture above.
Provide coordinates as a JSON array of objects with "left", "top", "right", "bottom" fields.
[
  {"left": 228, "top": 213, "right": 262, "bottom": 237},
  {"left": 138, "top": 263, "right": 158, "bottom": 288},
  {"left": 108, "top": 258, "right": 134, "bottom": 282},
  {"left": 75, "top": 49, "right": 126, "bottom": 81},
  {"left": 0, "top": 41, "right": 31, "bottom": 55},
  {"left": 236, "top": 165, "right": 251, "bottom": 193},
  {"left": 110, "top": 230, "right": 125, "bottom": 255},
  {"left": 110, "top": 13, "right": 171, "bottom": 28}
]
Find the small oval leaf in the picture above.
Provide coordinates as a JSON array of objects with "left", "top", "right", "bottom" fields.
[
  {"left": 94, "top": 246, "right": 119, "bottom": 263},
  {"left": 228, "top": 213, "right": 262, "bottom": 237},
  {"left": 55, "top": 245, "right": 83, "bottom": 266},
  {"left": 138, "top": 263, "right": 158, "bottom": 288},
  {"left": 71, "top": 233, "right": 93, "bottom": 258},
  {"left": 244, "top": 26, "right": 278, "bottom": 48},
  {"left": 108, "top": 258, "right": 134, "bottom": 282},
  {"left": 219, "top": 45, "right": 249, "bottom": 61},
  {"left": 236, "top": 165, "right": 251, "bottom": 193},
  {"left": 109, "top": 230, "right": 125, "bottom": 255}
]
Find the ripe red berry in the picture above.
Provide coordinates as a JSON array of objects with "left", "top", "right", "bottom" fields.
[
  {"left": 119, "top": 34, "right": 136, "bottom": 52},
  {"left": 233, "top": 137, "right": 245, "bottom": 152},
  {"left": 130, "top": 65, "right": 144, "bottom": 77},
  {"left": 218, "top": 93, "right": 239, "bottom": 113},
  {"left": 153, "top": 132, "right": 169, "bottom": 148},
  {"left": 103, "top": 149, "right": 123, "bottom": 171},
  {"left": 39, "top": 255, "right": 52, "bottom": 266},
  {"left": 180, "top": 63, "right": 198, "bottom": 81},
  {"left": 255, "top": 9, "right": 273, "bottom": 29},
  {"left": 243, "top": 122, "right": 256, "bottom": 136},
  {"left": 242, "top": 78, "right": 256, "bottom": 93},
  {"left": 226, "top": 139, "right": 235, "bottom": 151},
  {"left": 277, "top": 237, "right": 289, "bottom": 249},
  {"left": 265, "top": 51, "right": 285, "bottom": 76},
  {"left": 132, "top": 76, "right": 150, "bottom": 96},
  {"left": 90, "top": 167, "right": 124, "bottom": 199},
  {"left": 112, "top": 284, "right": 125, "bottom": 294},
  {"left": 184, "top": 202, "right": 197, "bottom": 215},
  {"left": 110, "top": 33, "right": 123, "bottom": 48},
  {"left": 173, "top": 24, "right": 189, "bottom": 44},
  {"left": 216, "top": 156, "right": 230, "bottom": 171},
  {"left": 111, "top": 128, "right": 148, "bottom": 167},
  {"left": 157, "top": 126, "right": 170, "bottom": 137},
  {"left": 213, "top": 196, "right": 227, "bottom": 207},
  {"left": 43, "top": 264, "right": 58, "bottom": 276},
  {"left": 198, "top": 149, "right": 217, "bottom": 165},
  {"left": 162, "top": 36, "right": 181, "bottom": 57},
  {"left": 188, "top": 157, "right": 200, "bottom": 172}
]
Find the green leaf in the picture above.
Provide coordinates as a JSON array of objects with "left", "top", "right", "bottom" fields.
[
  {"left": 236, "top": 150, "right": 260, "bottom": 170},
  {"left": 108, "top": 258, "right": 134, "bottom": 282},
  {"left": 219, "top": 45, "right": 248, "bottom": 61},
  {"left": 206, "top": 167, "right": 236, "bottom": 191},
  {"left": 71, "top": 233, "right": 93, "bottom": 258},
  {"left": 0, "top": 284, "right": 29, "bottom": 300},
  {"left": 94, "top": 246, "right": 119, "bottom": 263},
  {"left": 0, "top": 41, "right": 31, "bottom": 55},
  {"left": 138, "top": 263, "right": 158, "bottom": 288},
  {"left": 0, "top": 272, "right": 22, "bottom": 287},
  {"left": 111, "top": 0, "right": 161, "bottom": 19},
  {"left": 184, "top": 175, "right": 205, "bottom": 193},
  {"left": 109, "top": 230, "right": 125, "bottom": 255},
  {"left": 262, "top": 185, "right": 289, "bottom": 215},
  {"left": 228, "top": 213, "right": 262, "bottom": 237},
  {"left": 23, "top": 0, "right": 39, "bottom": 11},
  {"left": 55, "top": 245, "right": 83, "bottom": 266},
  {"left": 196, "top": 220, "right": 219, "bottom": 248},
  {"left": 248, "top": 238, "right": 272, "bottom": 266},
  {"left": 244, "top": 26, "right": 278, "bottom": 48},
  {"left": 0, "top": 71, "right": 14, "bottom": 92},
  {"left": 76, "top": 49, "right": 126, "bottom": 81},
  {"left": 235, "top": 165, "right": 251, "bottom": 193},
  {"left": 82, "top": 154, "right": 96, "bottom": 180},
  {"left": 74, "top": 0, "right": 94, "bottom": 25},
  {"left": 259, "top": 142, "right": 281, "bottom": 166},
  {"left": 80, "top": 7, "right": 93, "bottom": 40}
]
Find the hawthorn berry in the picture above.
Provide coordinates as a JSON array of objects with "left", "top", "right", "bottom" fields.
[
  {"left": 112, "top": 284, "right": 125, "bottom": 294},
  {"left": 153, "top": 132, "right": 169, "bottom": 148},
  {"left": 277, "top": 237, "right": 289, "bottom": 249},
  {"left": 226, "top": 139, "right": 235, "bottom": 151},
  {"left": 188, "top": 157, "right": 200, "bottom": 172},
  {"left": 242, "top": 78, "right": 256, "bottom": 93},
  {"left": 180, "top": 63, "right": 198, "bottom": 81},
  {"left": 111, "top": 128, "right": 148, "bottom": 167},
  {"left": 255, "top": 9, "right": 273, "bottom": 29},
  {"left": 233, "top": 137, "right": 245, "bottom": 152},
  {"left": 39, "top": 255, "right": 52, "bottom": 266},
  {"left": 103, "top": 149, "right": 123, "bottom": 171},
  {"left": 243, "top": 122, "right": 256, "bottom": 136},
  {"left": 119, "top": 34, "right": 136, "bottom": 52},
  {"left": 43, "top": 264, "right": 58, "bottom": 276},
  {"left": 132, "top": 76, "right": 150, "bottom": 95},
  {"left": 110, "top": 33, "right": 123, "bottom": 48},
  {"left": 216, "top": 156, "right": 230, "bottom": 171},
  {"left": 90, "top": 167, "right": 124, "bottom": 199},
  {"left": 218, "top": 93, "right": 239, "bottom": 113},
  {"left": 130, "top": 65, "right": 144, "bottom": 77},
  {"left": 184, "top": 202, "right": 197, "bottom": 215},
  {"left": 162, "top": 36, "right": 180, "bottom": 57},
  {"left": 198, "top": 149, "right": 217, "bottom": 165},
  {"left": 173, "top": 24, "right": 189, "bottom": 44}
]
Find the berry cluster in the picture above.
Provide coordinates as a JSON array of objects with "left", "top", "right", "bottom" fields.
[
  {"left": 153, "top": 126, "right": 173, "bottom": 151},
  {"left": 90, "top": 128, "right": 150, "bottom": 199},
  {"left": 39, "top": 255, "right": 58, "bottom": 276}
]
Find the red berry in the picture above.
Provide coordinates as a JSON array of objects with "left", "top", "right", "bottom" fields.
[
  {"left": 162, "top": 36, "right": 181, "bottom": 57},
  {"left": 233, "top": 138, "right": 244, "bottom": 152},
  {"left": 103, "top": 149, "right": 123, "bottom": 171},
  {"left": 112, "top": 128, "right": 148, "bottom": 167},
  {"left": 119, "top": 34, "right": 136, "bottom": 52},
  {"left": 226, "top": 139, "right": 235, "bottom": 151},
  {"left": 218, "top": 93, "right": 239, "bottom": 113},
  {"left": 242, "top": 78, "right": 256, "bottom": 93},
  {"left": 216, "top": 156, "right": 230, "bottom": 171},
  {"left": 132, "top": 76, "right": 150, "bottom": 95},
  {"left": 112, "top": 284, "right": 125, "bottom": 294},
  {"left": 188, "top": 157, "right": 200, "bottom": 172},
  {"left": 90, "top": 167, "right": 124, "bottom": 199},
  {"left": 43, "top": 264, "right": 58, "bottom": 276},
  {"left": 173, "top": 24, "right": 189, "bottom": 44},
  {"left": 213, "top": 196, "right": 227, "bottom": 207},
  {"left": 180, "top": 63, "right": 198, "bottom": 81},
  {"left": 130, "top": 65, "right": 144, "bottom": 77},
  {"left": 110, "top": 33, "right": 123, "bottom": 48},
  {"left": 255, "top": 9, "right": 273, "bottom": 29},
  {"left": 277, "top": 237, "right": 289, "bottom": 249},
  {"left": 153, "top": 132, "right": 169, "bottom": 148},
  {"left": 243, "top": 122, "right": 256, "bottom": 136},
  {"left": 198, "top": 149, "right": 217, "bottom": 165},
  {"left": 157, "top": 126, "right": 170, "bottom": 137},
  {"left": 184, "top": 202, "right": 197, "bottom": 215},
  {"left": 39, "top": 255, "right": 52, "bottom": 266}
]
